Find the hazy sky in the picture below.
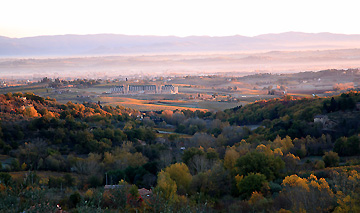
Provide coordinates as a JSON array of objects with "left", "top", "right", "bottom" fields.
[{"left": 1, "top": 0, "right": 359, "bottom": 38}]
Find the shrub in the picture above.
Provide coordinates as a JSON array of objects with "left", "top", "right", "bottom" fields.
[
  {"left": 315, "top": 160, "right": 325, "bottom": 170},
  {"left": 63, "top": 174, "right": 75, "bottom": 187},
  {"left": 69, "top": 191, "right": 82, "bottom": 209},
  {"left": 88, "top": 175, "right": 103, "bottom": 188},
  {"left": 0, "top": 172, "right": 12, "bottom": 185},
  {"left": 323, "top": 151, "right": 339, "bottom": 167},
  {"left": 269, "top": 181, "right": 282, "bottom": 194}
]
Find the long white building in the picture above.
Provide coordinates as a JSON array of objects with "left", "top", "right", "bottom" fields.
[{"left": 110, "top": 84, "right": 178, "bottom": 94}]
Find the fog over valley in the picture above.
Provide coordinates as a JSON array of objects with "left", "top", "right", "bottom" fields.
[
  {"left": 1, "top": 32, "right": 360, "bottom": 79},
  {"left": 1, "top": 48, "right": 360, "bottom": 79}
]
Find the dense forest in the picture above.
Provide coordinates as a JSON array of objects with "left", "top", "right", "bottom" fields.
[{"left": 0, "top": 91, "right": 360, "bottom": 212}]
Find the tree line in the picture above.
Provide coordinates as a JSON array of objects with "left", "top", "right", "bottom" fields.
[{"left": 0, "top": 91, "right": 360, "bottom": 211}]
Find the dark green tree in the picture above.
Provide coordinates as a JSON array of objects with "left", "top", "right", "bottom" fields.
[
  {"left": 236, "top": 173, "right": 268, "bottom": 199},
  {"left": 236, "top": 151, "right": 284, "bottom": 181}
]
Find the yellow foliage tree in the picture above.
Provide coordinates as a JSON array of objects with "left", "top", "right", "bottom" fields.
[
  {"left": 21, "top": 162, "right": 27, "bottom": 170},
  {"left": 248, "top": 191, "right": 265, "bottom": 205},
  {"left": 282, "top": 174, "right": 309, "bottom": 191},
  {"left": 272, "top": 135, "right": 294, "bottom": 154},
  {"left": 235, "top": 174, "right": 243, "bottom": 183},
  {"left": 331, "top": 169, "right": 360, "bottom": 212},
  {"left": 164, "top": 163, "right": 192, "bottom": 195},
  {"left": 128, "top": 152, "right": 148, "bottom": 168},
  {"left": 224, "top": 148, "right": 240, "bottom": 171},
  {"left": 156, "top": 170, "right": 178, "bottom": 203},
  {"left": 23, "top": 106, "right": 39, "bottom": 117},
  {"left": 43, "top": 110, "right": 55, "bottom": 119},
  {"left": 235, "top": 139, "right": 251, "bottom": 156},
  {"left": 256, "top": 144, "right": 274, "bottom": 156},
  {"left": 248, "top": 191, "right": 268, "bottom": 212},
  {"left": 273, "top": 148, "right": 283, "bottom": 157},
  {"left": 106, "top": 144, "right": 148, "bottom": 170},
  {"left": 334, "top": 193, "right": 360, "bottom": 213},
  {"left": 281, "top": 174, "right": 334, "bottom": 212},
  {"left": 283, "top": 153, "right": 300, "bottom": 173}
]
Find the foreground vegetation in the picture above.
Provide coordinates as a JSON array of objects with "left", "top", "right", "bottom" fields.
[{"left": 0, "top": 91, "right": 360, "bottom": 212}]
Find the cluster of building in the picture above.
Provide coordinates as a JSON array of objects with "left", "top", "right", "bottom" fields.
[
  {"left": 0, "top": 81, "right": 7, "bottom": 88},
  {"left": 110, "top": 84, "right": 178, "bottom": 94}
]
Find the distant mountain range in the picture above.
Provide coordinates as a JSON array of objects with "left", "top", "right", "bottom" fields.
[{"left": 1, "top": 32, "right": 360, "bottom": 56}]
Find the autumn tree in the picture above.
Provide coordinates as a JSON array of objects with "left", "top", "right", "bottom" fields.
[
  {"left": 224, "top": 147, "right": 240, "bottom": 171},
  {"left": 272, "top": 135, "right": 294, "bottom": 154},
  {"left": 282, "top": 153, "right": 300, "bottom": 174},
  {"left": 105, "top": 144, "right": 148, "bottom": 170},
  {"left": 248, "top": 191, "right": 269, "bottom": 212},
  {"left": 255, "top": 144, "right": 274, "bottom": 156},
  {"left": 280, "top": 174, "right": 334, "bottom": 212},
  {"left": 156, "top": 170, "right": 178, "bottom": 203},
  {"left": 163, "top": 163, "right": 192, "bottom": 195},
  {"left": 23, "top": 106, "right": 40, "bottom": 117},
  {"left": 331, "top": 169, "right": 360, "bottom": 212}
]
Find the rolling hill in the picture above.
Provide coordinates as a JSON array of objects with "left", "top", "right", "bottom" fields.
[{"left": 2, "top": 32, "right": 360, "bottom": 56}]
